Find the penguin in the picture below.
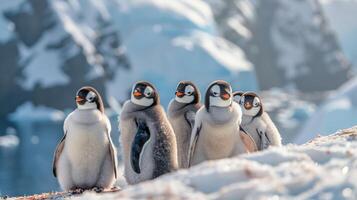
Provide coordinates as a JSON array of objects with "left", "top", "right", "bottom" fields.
[
  {"left": 53, "top": 86, "right": 118, "bottom": 191},
  {"left": 238, "top": 92, "right": 282, "bottom": 150},
  {"left": 188, "top": 80, "right": 257, "bottom": 167},
  {"left": 167, "top": 81, "right": 202, "bottom": 168},
  {"left": 119, "top": 81, "right": 178, "bottom": 184}
]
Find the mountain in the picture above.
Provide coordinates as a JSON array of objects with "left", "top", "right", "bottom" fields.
[
  {"left": 319, "top": 0, "right": 357, "bottom": 67},
  {"left": 0, "top": 0, "right": 129, "bottom": 130},
  {"left": 0, "top": 0, "right": 256, "bottom": 129},
  {"left": 208, "top": 0, "right": 353, "bottom": 91}
]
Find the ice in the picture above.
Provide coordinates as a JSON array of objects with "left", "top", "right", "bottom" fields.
[{"left": 297, "top": 77, "right": 357, "bottom": 144}]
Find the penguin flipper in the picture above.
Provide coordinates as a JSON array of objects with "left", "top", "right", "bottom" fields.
[
  {"left": 53, "top": 133, "right": 66, "bottom": 177},
  {"left": 131, "top": 119, "right": 150, "bottom": 174},
  {"left": 188, "top": 124, "right": 202, "bottom": 167},
  {"left": 257, "top": 128, "right": 271, "bottom": 150},
  {"left": 239, "top": 128, "right": 258, "bottom": 153},
  {"left": 184, "top": 111, "right": 196, "bottom": 129},
  {"left": 105, "top": 126, "right": 118, "bottom": 179}
]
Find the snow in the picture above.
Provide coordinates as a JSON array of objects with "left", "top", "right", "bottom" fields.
[
  {"left": 19, "top": 28, "right": 69, "bottom": 89},
  {"left": 106, "top": 0, "right": 257, "bottom": 105},
  {"left": 296, "top": 77, "right": 357, "bottom": 144},
  {"left": 73, "top": 128, "right": 357, "bottom": 199},
  {"left": 0, "top": 134, "right": 19, "bottom": 148},
  {"left": 8, "top": 102, "right": 65, "bottom": 122}
]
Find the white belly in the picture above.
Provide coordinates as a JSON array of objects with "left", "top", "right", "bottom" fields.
[
  {"left": 200, "top": 121, "right": 238, "bottom": 160},
  {"left": 65, "top": 122, "right": 108, "bottom": 186}
]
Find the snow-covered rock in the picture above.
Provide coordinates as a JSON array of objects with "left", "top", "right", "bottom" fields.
[
  {"left": 209, "top": 0, "right": 353, "bottom": 92},
  {"left": 319, "top": 0, "right": 357, "bottom": 66},
  {"left": 0, "top": 0, "right": 256, "bottom": 125},
  {"left": 105, "top": 0, "right": 257, "bottom": 105},
  {"left": 72, "top": 127, "right": 357, "bottom": 200}
]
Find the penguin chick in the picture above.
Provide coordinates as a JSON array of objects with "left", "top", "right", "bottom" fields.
[
  {"left": 120, "top": 81, "right": 178, "bottom": 184},
  {"left": 239, "top": 92, "right": 282, "bottom": 150},
  {"left": 167, "top": 81, "right": 202, "bottom": 168},
  {"left": 53, "top": 86, "right": 118, "bottom": 191},
  {"left": 188, "top": 81, "right": 257, "bottom": 167}
]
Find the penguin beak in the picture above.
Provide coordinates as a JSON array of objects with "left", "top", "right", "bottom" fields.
[
  {"left": 176, "top": 91, "right": 184, "bottom": 98},
  {"left": 244, "top": 102, "right": 252, "bottom": 109},
  {"left": 221, "top": 93, "right": 230, "bottom": 100},
  {"left": 133, "top": 91, "right": 142, "bottom": 97},
  {"left": 76, "top": 96, "right": 84, "bottom": 103}
]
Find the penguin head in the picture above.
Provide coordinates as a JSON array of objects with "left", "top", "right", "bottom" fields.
[
  {"left": 174, "top": 81, "right": 200, "bottom": 104},
  {"left": 131, "top": 81, "right": 159, "bottom": 107},
  {"left": 239, "top": 92, "right": 263, "bottom": 117},
  {"left": 233, "top": 91, "right": 244, "bottom": 103},
  {"left": 75, "top": 86, "right": 104, "bottom": 113},
  {"left": 205, "top": 80, "right": 232, "bottom": 112}
]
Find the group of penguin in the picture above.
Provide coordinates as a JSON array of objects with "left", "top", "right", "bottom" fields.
[{"left": 52, "top": 80, "right": 282, "bottom": 192}]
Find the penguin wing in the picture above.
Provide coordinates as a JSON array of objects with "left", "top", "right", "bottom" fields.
[
  {"left": 256, "top": 128, "right": 271, "bottom": 150},
  {"left": 52, "top": 132, "right": 66, "bottom": 177},
  {"left": 239, "top": 128, "right": 258, "bottom": 152},
  {"left": 261, "top": 113, "right": 282, "bottom": 146},
  {"left": 104, "top": 117, "right": 118, "bottom": 179},
  {"left": 184, "top": 111, "right": 196, "bottom": 128},
  {"left": 131, "top": 119, "right": 151, "bottom": 174},
  {"left": 188, "top": 123, "right": 202, "bottom": 167}
]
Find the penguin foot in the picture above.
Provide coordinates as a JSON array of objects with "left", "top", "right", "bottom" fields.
[
  {"left": 92, "top": 187, "right": 104, "bottom": 193},
  {"left": 111, "top": 186, "right": 121, "bottom": 191},
  {"left": 70, "top": 188, "right": 84, "bottom": 195}
]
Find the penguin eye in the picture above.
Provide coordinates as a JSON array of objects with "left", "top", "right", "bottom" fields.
[
  {"left": 185, "top": 85, "right": 194, "bottom": 96},
  {"left": 144, "top": 87, "right": 154, "bottom": 97},
  {"left": 86, "top": 91, "right": 96, "bottom": 102},
  {"left": 253, "top": 97, "right": 261, "bottom": 107}
]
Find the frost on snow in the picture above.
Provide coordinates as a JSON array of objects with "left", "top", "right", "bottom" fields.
[{"left": 72, "top": 127, "right": 357, "bottom": 200}]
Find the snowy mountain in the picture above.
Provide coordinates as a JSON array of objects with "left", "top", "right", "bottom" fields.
[
  {"left": 57, "top": 127, "right": 356, "bottom": 199},
  {"left": 319, "top": 0, "right": 357, "bottom": 66},
  {"left": 208, "top": 0, "right": 353, "bottom": 91},
  {"left": 0, "top": 0, "right": 129, "bottom": 130},
  {"left": 297, "top": 77, "right": 357, "bottom": 144},
  {"left": 0, "top": 0, "right": 257, "bottom": 129}
]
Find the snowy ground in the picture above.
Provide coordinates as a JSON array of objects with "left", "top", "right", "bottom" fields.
[{"left": 13, "top": 126, "right": 355, "bottom": 200}]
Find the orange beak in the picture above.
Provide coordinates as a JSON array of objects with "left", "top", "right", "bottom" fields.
[
  {"left": 244, "top": 102, "right": 252, "bottom": 109},
  {"left": 76, "top": 96, "right": 84, "bottom": 103},
  {"left": 176, "top": 91, "right": 184, "bottom": 98},
  {"left": 133, "top": 91, "right": 142, "bottom": 97},
  {"left": 221, "top": 93, "right": 230, "bottom": 100}
]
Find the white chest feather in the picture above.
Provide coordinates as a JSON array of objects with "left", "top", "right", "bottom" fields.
[
  {"left": 200, "top": 120, "right": 238, "bottom": 159},
  {"left": 64, "top": 110, "right": 109, "bottom": 173}
]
